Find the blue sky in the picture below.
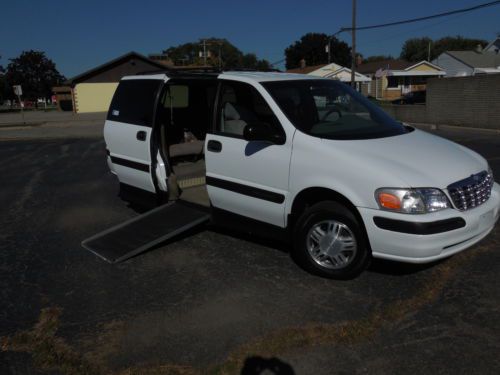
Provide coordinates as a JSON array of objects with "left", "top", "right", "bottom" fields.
[{"left": 1, "top": 0, "right": 499, "bottom": 77}]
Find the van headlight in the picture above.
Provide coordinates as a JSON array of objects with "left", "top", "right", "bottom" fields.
[{"left": 375, "top": 188, "right": 450, "bottom": 214}]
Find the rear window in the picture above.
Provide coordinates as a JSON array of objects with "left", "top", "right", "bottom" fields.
[{"left": 107, "top": 79, "right": 162, "bottom": 127}]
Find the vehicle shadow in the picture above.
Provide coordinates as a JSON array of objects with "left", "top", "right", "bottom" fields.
[
  {"left": 207, "top": 223, "right": 290, "bottom": 254},
  {"left": 241, "top": 356, "right": 295, "bottom": 375},
  {"left": 368, "top": 257, "right": 446, "bottom": 276},
  {"left": 122, "top": 202, "right": 446, "bottom": 277}
]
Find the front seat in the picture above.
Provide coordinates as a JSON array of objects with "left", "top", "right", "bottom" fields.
[{"left": 222, "top": 102, "right": 249, "bottom": 135}]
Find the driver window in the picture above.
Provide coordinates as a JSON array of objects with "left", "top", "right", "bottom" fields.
[{"left": 217, "top": 81, "right": 282, "bottom": 137}]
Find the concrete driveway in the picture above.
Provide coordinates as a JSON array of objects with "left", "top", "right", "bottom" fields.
[{"left": 0, "top": 126, "right": 499, "bottom": 374}]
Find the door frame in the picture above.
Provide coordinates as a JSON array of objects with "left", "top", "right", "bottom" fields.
[{"left": 149, "top": 75, "right": 171, "bottom": 197}]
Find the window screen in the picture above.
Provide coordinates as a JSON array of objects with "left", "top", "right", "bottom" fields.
[{"left": 107, "top": 79, "right": 162, "bottom": 127}]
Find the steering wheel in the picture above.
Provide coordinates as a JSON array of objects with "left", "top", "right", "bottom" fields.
[{"left": 320, "top": 108, "right": 342, "bottom": 122}]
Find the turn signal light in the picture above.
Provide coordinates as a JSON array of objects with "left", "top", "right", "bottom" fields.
[{"left": 378, "top": 193, "right": 401, "bottom": 210}]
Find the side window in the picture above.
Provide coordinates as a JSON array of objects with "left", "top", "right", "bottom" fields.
[
  {"left": 161, "top": 85, "right": 189, "bottom": 108},
  {"left": 217, "top": 81, "right": 283, "bottom": 137},
  {"left": 107, "top": 79, "right": 162, "bottom": 127}
]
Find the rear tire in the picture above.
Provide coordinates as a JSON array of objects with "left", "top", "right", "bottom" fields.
[{"left": 292, "top": 201, "right": 371, "bottom": 279}]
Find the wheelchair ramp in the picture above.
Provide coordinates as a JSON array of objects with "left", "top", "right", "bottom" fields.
[{"left": 82, "top": 201, "right": 210, "bottom": 263}]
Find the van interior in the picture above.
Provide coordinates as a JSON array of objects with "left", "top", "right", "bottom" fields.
[{"left": 157, "top": 79, "right": 218, "bottom": 207}]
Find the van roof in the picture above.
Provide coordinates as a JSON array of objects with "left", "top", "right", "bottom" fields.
[
  {"left": 221, "top": 71, "right": 318, "bottom": 82},
  {"left": 122, "top": 71, "right": 320, "bottom": 83}
]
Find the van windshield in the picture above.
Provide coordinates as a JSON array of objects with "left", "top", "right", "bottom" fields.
[{"left": 262, "top": 80, "right": 408, "bottom": 140}]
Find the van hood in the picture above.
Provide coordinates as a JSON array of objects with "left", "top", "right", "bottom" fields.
[{"left": 324, "top": 128, "right": 487, "bottom": 189}]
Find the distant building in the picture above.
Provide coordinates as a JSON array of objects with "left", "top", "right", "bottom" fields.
[
  {"left": 432, "top": 49, "right": 500, "bottom": 77},
  {"left": 148, "top": 53, "right": 174, "bottom": 67},
  {"left": 286, "top": 62, "right": 371, "bottom": 90},
  {"left": 484, "top": 36, "right": 500, "bottom": 54},
  {"left": 56, "top": 51, "right": 165, "bottom": 113},
  {"left": 357, "top": 60, "right": 445, "bottom": 100}
]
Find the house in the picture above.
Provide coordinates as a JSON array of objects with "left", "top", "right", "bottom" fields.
[
  {"left": 357, "top": 60, "right": 446, "bottom": 100},
  {"left": 58, "top": 51, "right": 166, "bottom": 113},
  {"left": 148, "top": 53, "right": 175, "bottom": 66},
  {"left": 286, "top": 62, "right": 371, "bottom": 90},
  {"left": 484, "top": 36, "right": 500, "bottom": 54},
  {"left": 432, "top": 49, "right": 500, "bottom": 77}
]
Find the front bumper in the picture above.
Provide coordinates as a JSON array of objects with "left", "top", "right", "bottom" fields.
[{"left": 359, "top": 182, "right": 500, "bottom": 263}]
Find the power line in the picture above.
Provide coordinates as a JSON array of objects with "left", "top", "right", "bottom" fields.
[
  {"left": 358, "top": 10, "right": 470, "bottom": 49},
  {"left": 270, "top": 58, "right": 286, "bottom": 67},
  {"left": 340, "top": 0, "right": 500, "bottom": 32}
]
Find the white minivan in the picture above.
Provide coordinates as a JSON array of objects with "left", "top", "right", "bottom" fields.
[{"left": 103, "top": 71, "right": 500, "bottom": 279}]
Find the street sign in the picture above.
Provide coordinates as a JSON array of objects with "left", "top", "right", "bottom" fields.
[{"left": 13, "top": 85, "right": 23, "bottom": 96}]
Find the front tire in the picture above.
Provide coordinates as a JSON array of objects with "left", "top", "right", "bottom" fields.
[{"left": 292, "top": 201, "right": 370, "bottom": 279}]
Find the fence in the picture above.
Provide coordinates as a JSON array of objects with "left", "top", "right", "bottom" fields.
[{"left": 380, "top": 74, "right": 500, "bottom": 130}]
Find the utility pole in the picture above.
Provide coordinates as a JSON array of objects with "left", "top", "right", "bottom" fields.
[
  {"left": 218, "top": 42, "right": 222, "bottom": 70},
  {"left": 427, "top": 41, "right": 431, "bottom": 61},
  {"left": 327, "top": 36, "right": 331, "bottom": 63},
  {"left": 350, "top": 0, "right": 357, "bottom": 88},
  {"left": 203, "top": 39, "right": 207, "bottom": 66},
  {"left": 200, "top": 39, "right": 210, "bottom": 66}
]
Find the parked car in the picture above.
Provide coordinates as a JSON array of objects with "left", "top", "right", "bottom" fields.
[
  {"left": 100, "top": 71, "right": 499, "bottom": 279},
  {"left": 392, "top": 90, "right": 426, "bottom": 105}
]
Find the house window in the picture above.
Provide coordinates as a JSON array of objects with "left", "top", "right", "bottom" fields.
[
  {"left": 411, "top": 76, "right": 427, "bottom": 85},
  {"left": 387, "top": 76, "right": 399, "bottom": 88}
]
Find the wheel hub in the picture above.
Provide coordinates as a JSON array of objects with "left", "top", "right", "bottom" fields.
[{"left": 306, "top": 220, "right": 357, "bottom": 270}]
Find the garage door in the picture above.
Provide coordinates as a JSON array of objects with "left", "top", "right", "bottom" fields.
[{"left": 74, "top": 82, "right": 119, "bottom": 113}]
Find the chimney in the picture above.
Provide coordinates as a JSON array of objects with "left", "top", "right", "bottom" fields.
[
  {"left": 300, "top": 59, "right": 306, "bottom": 69},
  {"left": 356, "top": 54, "right": 363, "bottom": 66},
  {"left": 476, "top": 44, "right": 483, "bottom": 53}
]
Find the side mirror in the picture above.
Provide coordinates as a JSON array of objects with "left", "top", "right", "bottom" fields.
[{"left": 243, "top": 122, "right": 285, "bottom": 145}]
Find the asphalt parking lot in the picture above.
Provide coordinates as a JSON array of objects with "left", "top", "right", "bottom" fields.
[{"left": 0, "top": 124, "right": 499, "bottom": 374}]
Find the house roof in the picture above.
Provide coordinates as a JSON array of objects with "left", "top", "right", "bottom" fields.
[
  {"left": 444, "top": 50, "right": 500, "bottom": 68},
  {"left": 65, "top": 51, "right": 166, "bottom": 85},
  {"left": 286, "top": 64, "right": 326, "bottom": 74},
  {"left": 324, "top": 67, "right": 372, "bottom": 82},
  {"left": 357, "top": 59, "right": 412, "bottom": 74},
  {"left": 286, "top": 63, "right": 371, "bottom": 82},
  {"left": 484, "top": 37, "right": 500, "bottom": 53}
]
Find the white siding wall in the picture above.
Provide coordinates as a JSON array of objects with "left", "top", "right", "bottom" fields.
[{"left": 433, "top": 53, "right": 473, "bottom": 77}]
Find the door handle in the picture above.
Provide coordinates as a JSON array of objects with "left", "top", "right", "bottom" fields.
[
  {"left": 207, "top": 140, "right": 222, "bottom": 152},
  {"left": 136, "top": 131, "right": 147, "bottom": 141}
]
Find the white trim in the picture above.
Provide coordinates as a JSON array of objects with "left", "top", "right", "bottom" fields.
[
  {"left": 390, "top": 71, "right": 445, "bottom": 77},
  {"left": 323, "top": 68, "right": 372, "bottom": 82},
  {"left": 473, "top": 67, "right": 500, "bottom": 74},
  {"left": 122, "top": 74, "right": 167, "bottom": 80},
  {"left": 404, "top": 60, "right": 444, "bottom": 72}
]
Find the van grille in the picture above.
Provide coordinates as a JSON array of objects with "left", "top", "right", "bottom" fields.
[{"left": 447, "top": 171, "right": 493, "bottom": 211}]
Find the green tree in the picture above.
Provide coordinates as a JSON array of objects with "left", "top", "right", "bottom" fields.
[
  {"left": 163, "top": 38, "right": 271, "bottom": 70},
  {"left": 0, "top": 76, "right": 5, "bottom": 104},
  {"left": 285, "top": 33, "right": 351, "bottom": 69},
  {"left": 400, "top": 36, "right": 488, "bottom": 62},
  {"left": 433, "top": 36, "right": 488, "bottom": 57},
  {"left": 400, "top": 37, "right": 433, "bottom": 62},
  {"left": 0, "top": 57, "right": 5, "bottom": 103},
  {"left": 5, "top": 50, "right": 65, "bottom": 101}
]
